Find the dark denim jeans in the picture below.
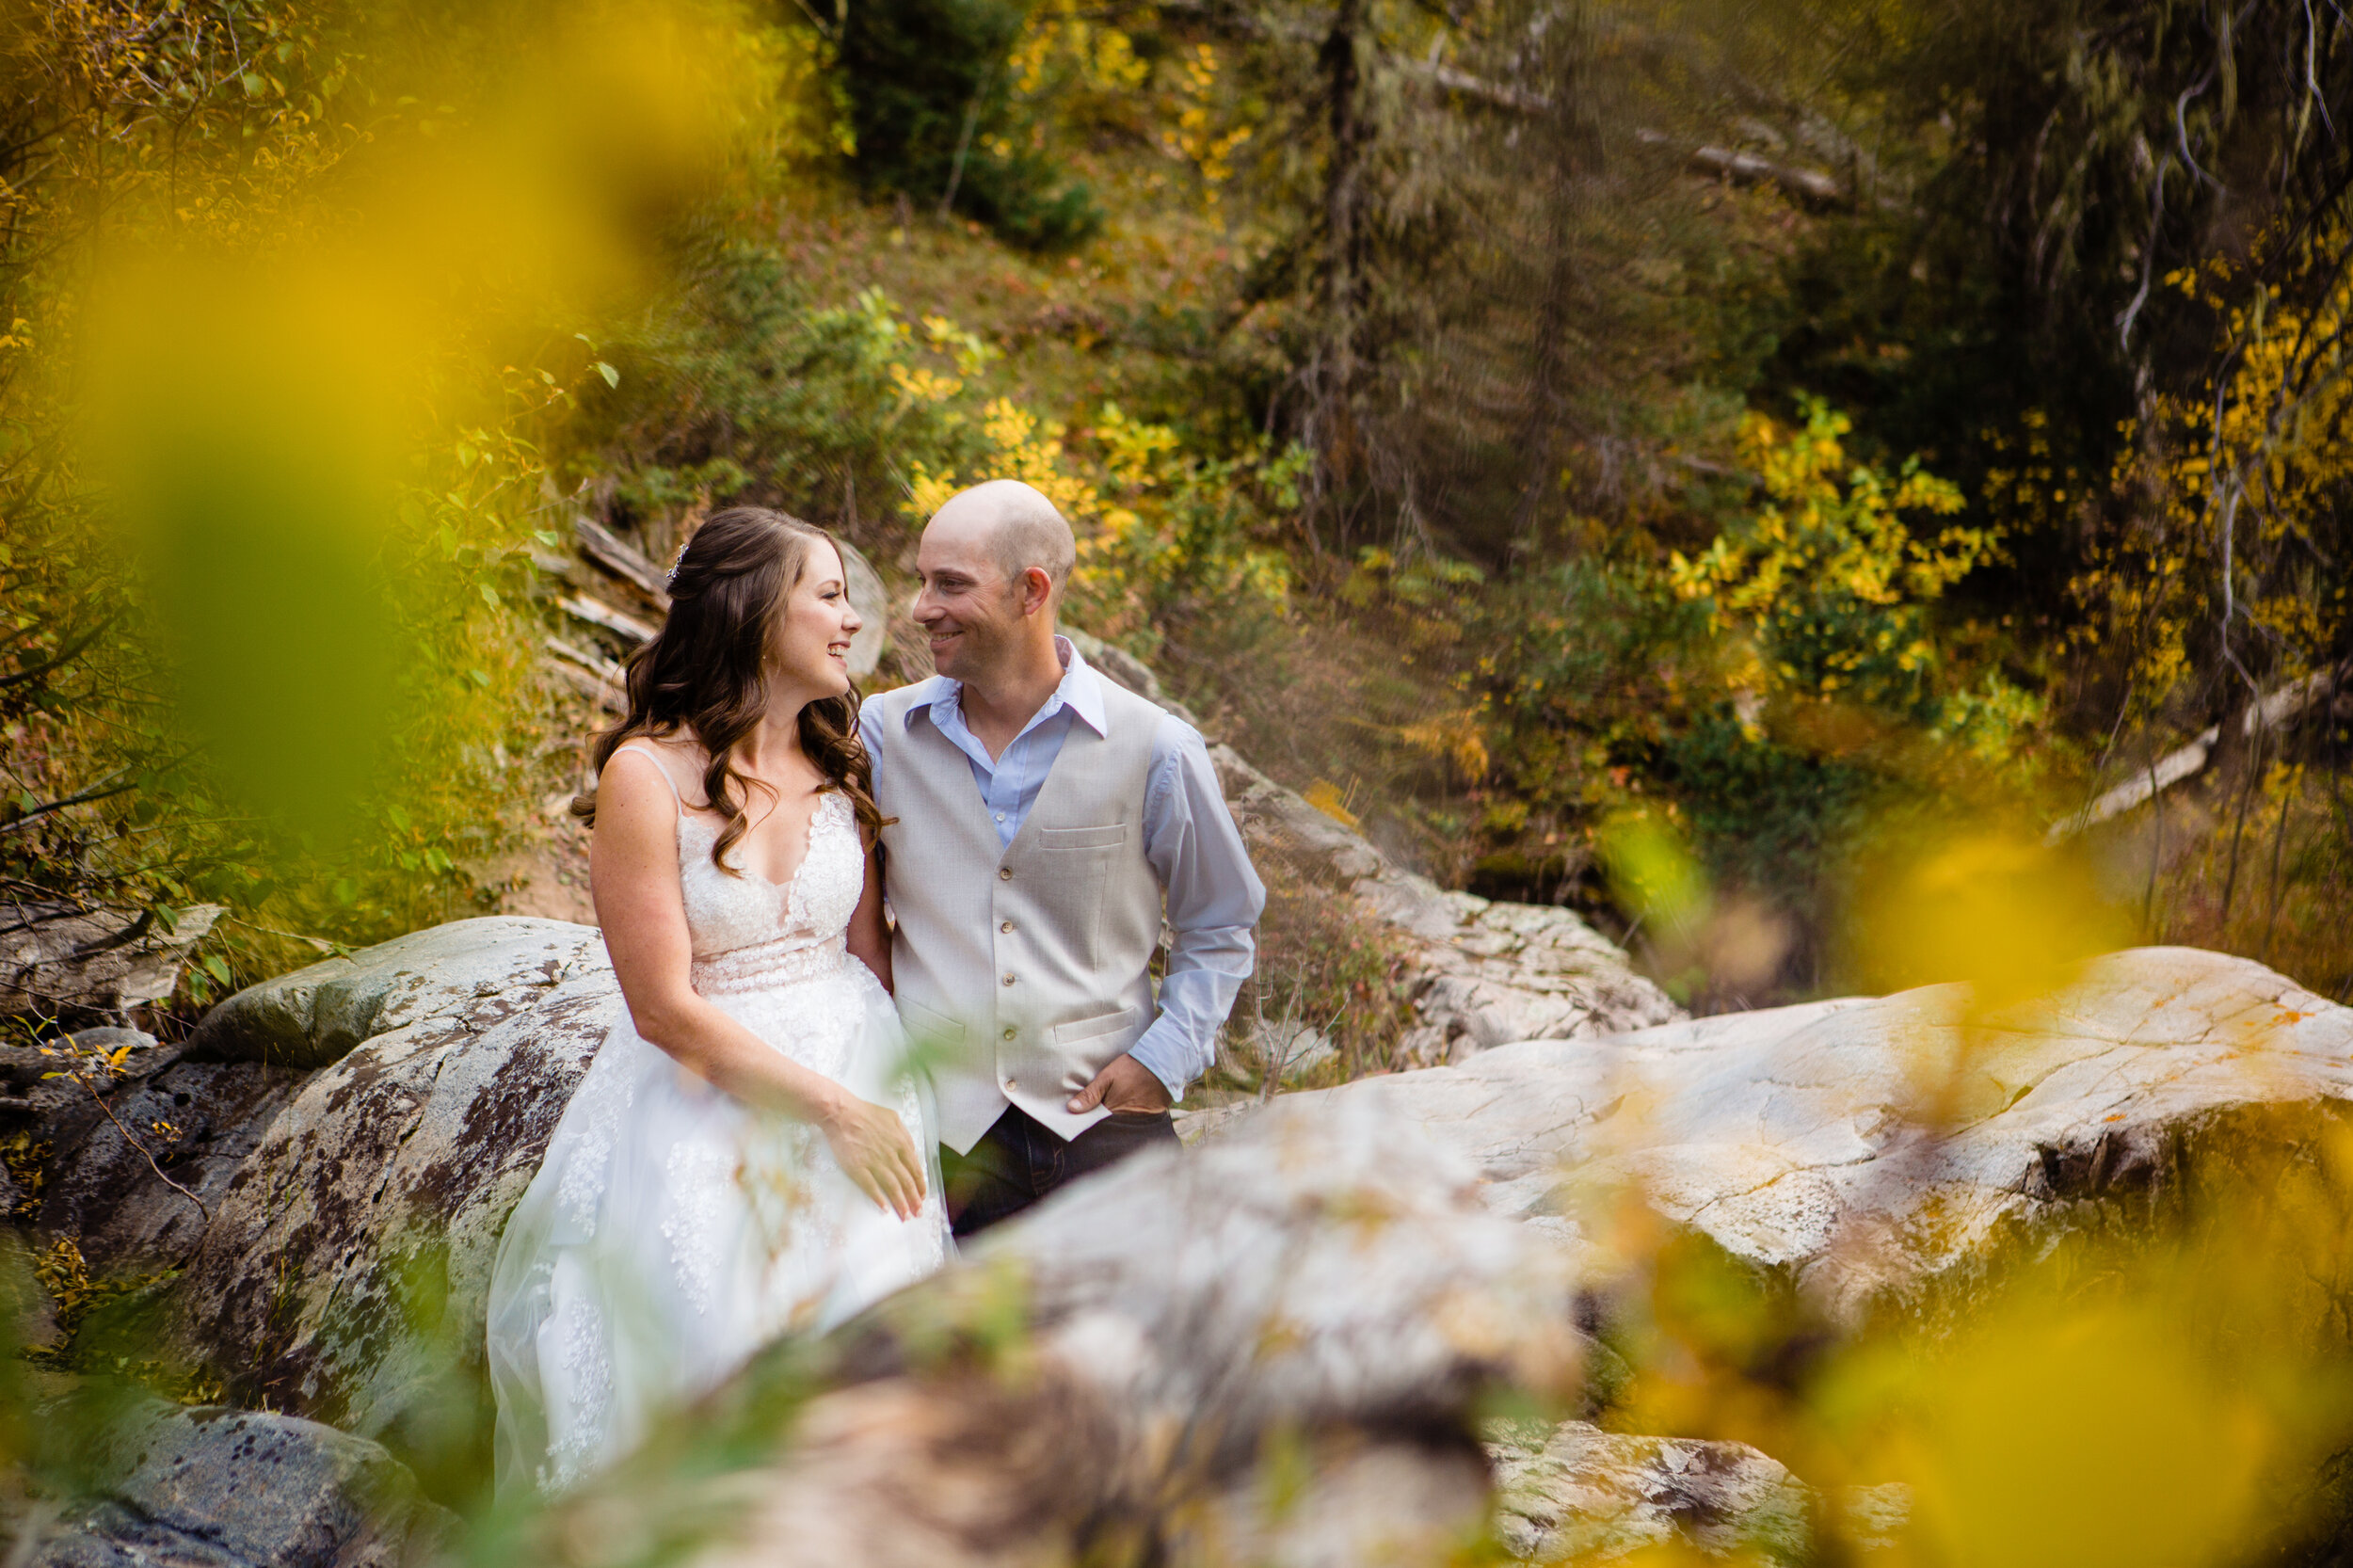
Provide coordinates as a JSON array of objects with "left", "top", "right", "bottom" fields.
[{"left": 940, "top": 1103, "right": 1179, "bottom": 1238}]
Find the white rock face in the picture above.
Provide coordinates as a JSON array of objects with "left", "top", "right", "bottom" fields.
[
  {"left": 172, "top": 917, "right": 618, "bottom": 1456},
  {"left": 1373, "top": 888, "right": 1691, "bottom": 1061},
  {"left": 1256, "top": 947, "right": 2353, "bottom": 1320}
]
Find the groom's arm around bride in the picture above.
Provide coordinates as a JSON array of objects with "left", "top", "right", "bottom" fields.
[{"left": 859, "top": 479, "right": 1265, "bottom": 1238}]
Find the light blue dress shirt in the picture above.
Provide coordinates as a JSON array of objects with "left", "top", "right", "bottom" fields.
[{"left": 858, "top": 637, "right": 1264, "bottom": 1100}]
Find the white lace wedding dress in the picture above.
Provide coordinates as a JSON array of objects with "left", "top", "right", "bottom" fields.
[{"left": 485, "top": 746, "right": 950, "bottom": 1497}]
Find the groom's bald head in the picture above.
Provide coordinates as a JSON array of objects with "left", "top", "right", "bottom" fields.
[
  {"left": 914, "top": 480, "right": 1077, "bottom": 684},
  {"left": 925, "top": 480, "right": 1077, "bottom": 600}
]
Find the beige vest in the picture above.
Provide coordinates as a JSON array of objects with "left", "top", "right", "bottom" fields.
[{"left": 870, "top": 673, "right": 1165, "bottom": 1152}]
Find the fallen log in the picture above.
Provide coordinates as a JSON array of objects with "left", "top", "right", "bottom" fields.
[
  {"left": 1687, "top": 144, "right": 1843, "bottom": 207},
  {"left": 2046, "top": 663, "right": 2347, "bottom": 842},
  {"left": 574, "top": 516, "right": 673, "bottom": 609},
  {"left": 2045, "top": 726, "right": 2222, "bottom": 844},
  {"left": 541, "top": 658, "right": 626, "bottom": 714},
  {"left": 560, "top": 595, "right": 660, "bottom": 648},
  {"left": 542, "top": 637, "right": 627, "bottom": 714}
]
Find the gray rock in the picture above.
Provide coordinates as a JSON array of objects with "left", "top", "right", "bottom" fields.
[
  {"left": 835, "top": 537, "right": 889, "bottom": 679},
  {"left": 1230, "top": 947, "right": 2353, "bottom": 1322},
  {"left": 1207, "top": 743, "right": 1682, "bottom": 1062},
  {"left": 1241, "top": 1018, "right": 1337, "bottom": 1083},
  {"left": 184, "top": 917, "right": 601, "bottom": 1073},
  {"left": 26, "top": 1400, "right": 454, "bottom": 1568},
  {"left": 170, "top": 918, "right": 618, "bottom": 1464},
  {"left": 0, "top": 904, "right": 223, "bottom": 1020},
  {"left": 0, "top": 1025, "right": 300, "bottom": 1280},
  {"left": 1060, "top": 627, "right": 1187, "bottom": 717},
  {"left": 1489, "top": 1419, "right": 1812, "bottom": 1562},
  {"left": 36, "top": 1057, "right": 304, "bottom": 1278},
  {"left": 1171, "top": 1437, "right": 1491, "bottom": 1568},
  {"left": 1388, "top": 892, "right": 1689, "bottom": 1063}
]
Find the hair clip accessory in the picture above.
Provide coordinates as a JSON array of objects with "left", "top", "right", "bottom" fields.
[{"left": 664, "top": 542, "right": 688, "bottom": 588}]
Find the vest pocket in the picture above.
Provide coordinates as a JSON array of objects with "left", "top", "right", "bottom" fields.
[
  {"left": 1037, "top": 823, "right": 1128, "bottom": 850},
  {"left": 900, "top": 999, "right": 968, "bottom": 1047},
  {"left": 1027, "top": 824, "right": 1126, "bottom": 968},
  {"left": 1049, "top": 1005, "right": 1141, "bottom": 1046}
]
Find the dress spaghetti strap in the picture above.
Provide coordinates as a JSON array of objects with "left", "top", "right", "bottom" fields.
[{"left": 610, "top": 742, "right": 685, "bottom": 816}]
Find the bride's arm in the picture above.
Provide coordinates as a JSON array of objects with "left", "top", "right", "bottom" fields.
[
  {"left": 845, "top": 840, "right": 892, "bottom": 994},
  {"left": 590, "top": 753, "right": 925, "bottom": 1217}
]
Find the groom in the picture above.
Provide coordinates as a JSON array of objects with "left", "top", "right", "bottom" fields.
[{"left": 860, "top": 479, "right": 1264, "bottom": 1236}]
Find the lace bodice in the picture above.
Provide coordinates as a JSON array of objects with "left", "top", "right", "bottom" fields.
[
  {"left": 610, "top": 744, "right": 866, "bottom": 995},
  {"left": 677, "top": 789, "right": 863, "bottom": 993}
]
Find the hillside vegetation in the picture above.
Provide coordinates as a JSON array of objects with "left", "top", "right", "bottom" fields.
[{"left": 4, "top": 0, "right": 2352, "bottom": 1038}]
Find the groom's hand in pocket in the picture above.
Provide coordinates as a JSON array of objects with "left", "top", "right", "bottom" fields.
[{"left": 1069, "top": 1054, "right": 1173, "bottom": 1115}]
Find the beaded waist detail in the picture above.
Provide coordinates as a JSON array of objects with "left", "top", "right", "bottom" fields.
[{"left": 692, "top": 936, "right": 848, "bottom": 996}]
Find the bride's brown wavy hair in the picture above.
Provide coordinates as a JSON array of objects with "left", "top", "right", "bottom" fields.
[{"left": 572, "top": 507, "right": 887, "bottom": 871}]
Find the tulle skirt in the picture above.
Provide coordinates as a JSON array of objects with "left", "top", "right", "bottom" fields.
[{"left": 485, "top": 954, "right": 950, "bottom": 1497}]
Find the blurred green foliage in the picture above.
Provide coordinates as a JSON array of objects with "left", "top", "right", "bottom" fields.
[{"left": 0, "top": 0, "right": 819, "bottom": 1008}]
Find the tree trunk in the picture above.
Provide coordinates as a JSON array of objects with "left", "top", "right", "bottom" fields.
[
  {"left": 1511, "top": 7, "right": 1602, "bottom": 543},
  {"left": 1311, "top": 0, "right": 1368, "bottom": 552}
]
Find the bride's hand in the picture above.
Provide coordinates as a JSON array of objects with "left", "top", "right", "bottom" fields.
[{"left": 818, "top": 1091, "right": 928, "bottom": 1220}]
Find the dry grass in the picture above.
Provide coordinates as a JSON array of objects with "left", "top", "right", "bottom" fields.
[
  {"left": 2129, "top": 759, "right": 2353, "bottom": 1001},
  {"left": 1209, "top": 840, "right": 1417, "bottom": 1095}
]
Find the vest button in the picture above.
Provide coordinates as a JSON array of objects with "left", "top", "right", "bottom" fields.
[
  {"left": 1001, "top": 1026, "right": 1016, "bottom": 1041},
  {"left": 1000, "top": 920, "right": 1014, "bottom": 933},
  {"left": 1000, "top": 971, "right": 1016, "bottom": 985},
  {"left": 999, "top": 868, "right": 1013, "bottom": 880}
]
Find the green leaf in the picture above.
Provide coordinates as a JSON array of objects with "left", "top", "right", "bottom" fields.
[
  {"left": 468, "top": 667, "right": 492, "bottom": 688},
  {"left": 387, "top": 803, "right": 413, "bottom": 831},
  {"left": 202, "top": 954, "right": 232, "bottom": 984},
  {"left": 478, "top": 582, "right": 501, "bottom": 609},
  {"left": 596, "top": 361, "right": 620, "bottom": 389}
]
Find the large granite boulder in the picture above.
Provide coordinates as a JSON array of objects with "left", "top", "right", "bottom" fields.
[
  {"left": 1224, "top": 946, "right": 2353, "bottom": 1322},
  {"left": 170, "top": 918, "right": 618, "bottom": 1474},
  {"left": 526, "top": 1100, "right": 1580, "bottom": 1568},
  {"left": 25, "top": 1400, "right": 454, "bottom": 1568}
]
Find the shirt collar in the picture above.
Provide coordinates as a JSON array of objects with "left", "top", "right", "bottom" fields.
[{"left": 905, "top": 634, "right": 1109, "bottom": 739}]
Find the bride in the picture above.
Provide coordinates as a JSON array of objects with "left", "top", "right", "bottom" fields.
[{"left": 486, "top": 507, "right": 950, "bottom": 1498}]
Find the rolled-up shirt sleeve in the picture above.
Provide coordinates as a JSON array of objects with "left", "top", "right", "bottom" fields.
[{"left": 1128, "top": 717, "right": 1265, "bottom": 1100}]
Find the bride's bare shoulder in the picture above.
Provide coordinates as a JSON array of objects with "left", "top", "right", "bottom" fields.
[{"left": 602, "top": 734, "right": 711, "bottom": 808}]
